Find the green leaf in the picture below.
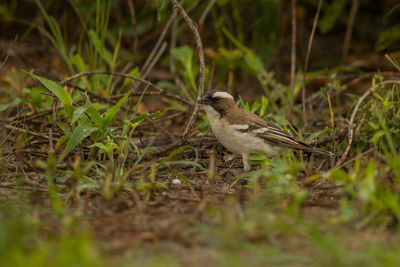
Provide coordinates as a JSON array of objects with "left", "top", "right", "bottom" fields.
[
  {"left": 249, "top": 152, "right": 269, "bottom": 161},
  {"left": 129, "top": 109, "right": 170, "bottom": 124},
  {"left": 57, "top": 122, "right": 72, "bottom": 135},
  {"left": 327, "top": 168, "right": 351, "bottom": 184},
  {"left": 89, "top": 141, "right": 119, "bottom": 156},
  {"left": 157, "top": 0, "right": 169, "bottom": 12},
  {"left": 371, "top": 130, "right": 385, "bottom": 145},
  {"left": 222, "top": 27, "right": 265, "bottom": 74},
  {"left": 171, "top": 45, "right": 193, "bottom": 71},
  {"left": 219, "top": 48, "right": 243, "bottom": 64},
  {"left": 164, "top": 160, "right": 204, "bottom": 169},
  {"left": 86, "top": 106, "right": 103, "bottom": 126},
  {"left": 375, "top": 24, "right": 400, "bottom": 52},
  {"left": 304, "top": 128, "right": 330, "bottom": 141},
  {"left": 23, "top": 71, "right": 72, "bottom": 106},
  {"left": 157, "top": 81, "right": 180, "bottom": 92},
  {"left": 69, "top": 54, "right": 86, "bottom": 73},
  {"left": 0, "top": 97, "right": 21, "bottom": 112},
  {"left": 197, "top": 119, "right": 209, "bottom": 131},
  {"left": 373, "top": 92, "right": 383, "bottom": 101},
  {"left": 35, "top": 0, "right": 72, "bottom": 73},
  {"left": 23, "top": 87, "right": 46, "bottom": 108},
  {"left": 72, "top": 99, "right": 91, "bottom": 124},
  {"left": 101, "top": 89, "right": 132, "bottom": 130},
  {"left": 121, "top": 67, "right": 141, "bottom": 89},
  {"left": 222, "top": 27, "right": 247, "bottom": 51},
  {"left": 156, "top": 145, "right": 196, "bottom": 170},
  {"left": 173, "top": 173, "right": 196, "bottom": 195},
  {"left": 259, "top": 96, "right": 268, "bottom": 117},
  {"left": 89, "top": 142, "right": 107, "bottom": 151},
  {"left": 161, "top": 98, "right": 187, "bottom": 112},
  {"left": 244, "top": 51, "right": 264, "bottom": 74},
  {"left": 320, "top": 0, "right": 347, "bottom": 34},
  {"left": 368, "top": 121, "right": 379, "bottom": 130},
  {"left": 55, "top": 135, "right": 69, "bottom": 150},
  {"left": 88, "top": 29, "right": 113, "bottom": 66},
  {"left": 385, "top": 53, "right": 400, "bottom": 72},
  {"left": 61, "top": 117, "right": 98, "bottom": 160}
]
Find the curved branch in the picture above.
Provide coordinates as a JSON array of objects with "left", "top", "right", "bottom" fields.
[{"left": 170, "top": 0, "right": 205, "bottom": 142}]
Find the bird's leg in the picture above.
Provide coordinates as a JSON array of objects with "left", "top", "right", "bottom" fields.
[{"left": 242, "top": 153, "right": 250, "bottom": 172}]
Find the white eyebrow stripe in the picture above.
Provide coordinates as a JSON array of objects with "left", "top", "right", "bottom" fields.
[
  {"left": 213, "top": 91, "right": 234, "bottom": 99},
  {"left": 232, "top": 124, "right": 249, "bottom": 130}
]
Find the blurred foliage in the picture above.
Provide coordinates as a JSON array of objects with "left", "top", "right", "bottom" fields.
[
  {"left": 0, "top": 202, "right": 105, "bottom": 267},
  {"left": 320, "top": 0, "right": 347, "bottom": 34},
  {"left": 0, "top": 0, "right": 398, "bottom": 88},
  {"left": 1, "top": 0, "right": 400, "bottom": 266}
]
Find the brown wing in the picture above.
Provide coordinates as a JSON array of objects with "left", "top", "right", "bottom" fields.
[
  {"left": 253, "top": 122, "right": 332, "bottom": 156},
  {"left": 251, "top": 122, "right": 312, "bottom": 149},
  {"left": 225, "top": 107, "right": 316, "bottom": 150}
]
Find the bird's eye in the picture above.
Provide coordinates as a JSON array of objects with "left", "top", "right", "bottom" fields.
[{"left": 214, "top": 98, "right": 220, "bottom": 102}]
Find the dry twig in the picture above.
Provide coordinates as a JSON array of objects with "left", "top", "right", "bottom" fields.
[
  {"left": 170, "top": 0, "right": 205, "bottom": 141},
  {"left": 5, "top": 124, "right": 50, "bottom": 140},
  {"left": 141, "top": 41, "right": 168, "bottom": 80},
  {"left": 342, "top": 0, "right": 360, "bottom": 62},
  {"left": 335, "top": 90, "right": 372, "bottom": 167},
  {"left": 290, "top": 0, "right": 297, "bottom": 115},
  {"left": 302, "top": 0, "right": 323, "bottom": 125},
  {"left": 198, "top": 0, "right": 217, "bottom": 25},
  {"left": 0, "top": 35, "right": 18, "bottom": 72},
  {"left": 141, "top": 11, "right": 177, "bottom": 76},
  {"left": 127, "top": 0, "right": 138, "bottom": 63},
  {"left": 13, "top": 150, "right": 36, "bottom": 171}
]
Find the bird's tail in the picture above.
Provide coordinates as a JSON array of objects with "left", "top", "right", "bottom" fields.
[
  {"left": 307, "top": 147, "right": 333, "bottom": 158},
  {"left": 295, "top": 141, "right": 333, "bottom": 158}
]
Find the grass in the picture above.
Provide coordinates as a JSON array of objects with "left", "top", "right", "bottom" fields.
[{"left": 1, "top": 0, "right": 400, "bottom": 266}]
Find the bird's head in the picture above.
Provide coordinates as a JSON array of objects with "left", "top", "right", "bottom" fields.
[{"left": 198, "top": 91, "right": 236, "bottom": 116}]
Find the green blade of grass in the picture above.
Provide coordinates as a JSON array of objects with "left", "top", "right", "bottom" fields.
[
  {"left": 88, "top": 29, "right": 113, "bottom": 67},
  {"left": 156, "top": 145, "right": 198, "bottom": 170},
  {"left": 60, "top": 117, "right": 98, "bottom": 161},
  {"left": 129, "top": 109, "right": 171, "bottom": 124},
  {"left": 72, "top": 99, "right": 92, "bottom": 124},
  {"left": 23, "top": 71, "right": 72, "bottom": 106},
  {"left": 101, "top": 89, "right": 132, "bottom": 130}
]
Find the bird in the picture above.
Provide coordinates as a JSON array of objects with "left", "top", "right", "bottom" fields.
[{"left": 198, "top": 90, "right": 333, "bottom": 171}]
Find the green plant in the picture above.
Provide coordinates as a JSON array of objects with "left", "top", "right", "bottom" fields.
[
  {"left": 36, "top": 154, "right": 65, "bottom": 217},
  {"left": 35, "top": 0, "right": 125, "bottom": 94},
  {"left": 320, "top": 0, "right": 347, "bottom": 34},
  {"left": 326, "top": 158, "right": 400, "bottom": 228},
  {"left": 171, "top": 45, "right": 198, "bottom": 100},
  {"left": 221, "top": 27, "right": 286, "bottom": 114},
  {"left": 323, "top": 78, "right": 400, "bottom": 228},
  {"left": 35, "top": 0, "right": 73, "bottom": 73},
  {"left": 0, "top": 202, "right": 105, "bottom": 267}
]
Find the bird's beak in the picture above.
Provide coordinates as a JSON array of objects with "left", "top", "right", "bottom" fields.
[
  {"left": 198, "top": 95, "right": 210, "bottom": 105},
  {"left": 197, "top": 95, "right": 210, "bottom": 105}
]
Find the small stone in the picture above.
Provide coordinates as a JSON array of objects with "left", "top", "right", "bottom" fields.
[{"left": 172, "top": 178, "right": 182, "bottom": 185}]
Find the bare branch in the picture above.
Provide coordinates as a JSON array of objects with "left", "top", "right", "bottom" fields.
[
  {"left": 170, "top": 0, "right": 206, "bottom": 142},
  {"left": 302, "top": 0, "right": 323, "bottom": 126},
  {"left": 290, "top": 0, "right": 297, "bottom": 115}
]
